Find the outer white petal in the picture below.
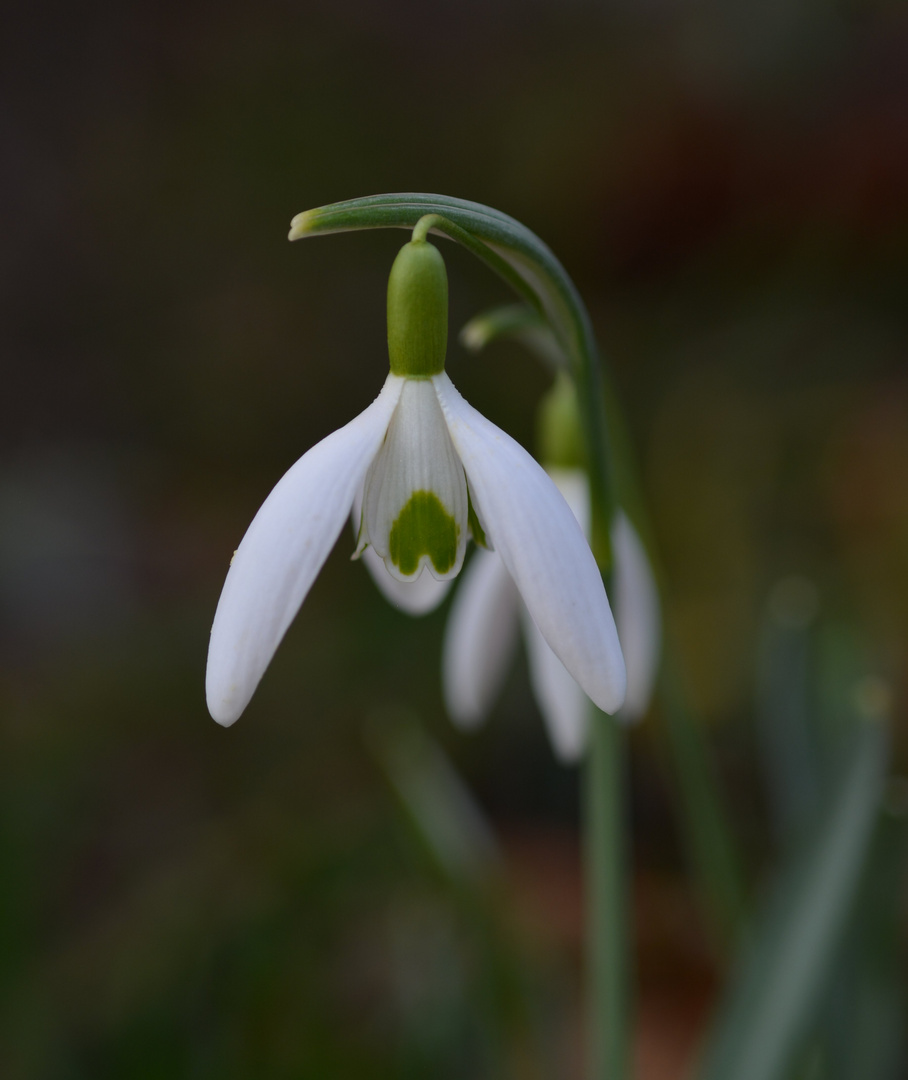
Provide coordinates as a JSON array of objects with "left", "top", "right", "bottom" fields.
[
  {"left": 206, "top": 375, "right": 405, "bottom": 726},
  {"left": 433, "top": 373, "right": 626, "bottom": 715},
  {"left": 442, "top": 547, "right": 520, "bottom": 728},
  {"left": 612, "top": 511, "right": 662, "bottom": 722},
  {"left": 544, "top": 472, "right": 661, "bottom": 722},
  {"left": 533, "top": 467, "right": 592, "bottom": 756},
  {"left": 521, "top": 607, "right": 589, "bottom": 763},
  {"left": 352, "top": 491, "right": 451, "bottom": 615}
]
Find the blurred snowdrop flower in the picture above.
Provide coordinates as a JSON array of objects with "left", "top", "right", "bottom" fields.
[
  {"left": 442, "top": 467, "right": 661, "bottom": 762},
  {"left": 206, "top": 238, "right": 627, "bottom": 726}
]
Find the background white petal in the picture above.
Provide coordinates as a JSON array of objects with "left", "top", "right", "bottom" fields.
[
  {"left": 434, "top": 373, "right": 627, "bottom": 715},
  {"left": 612, "top": 511, "right": 662, "bottom": 722},
  {"left": 442, "top": 547, "right": 520, "bottom": 727},
  {"left": 521, "top": 607, "right": 589, "bottom": 763},
  {"left": 206, "top": 376, "right": 405, "bottom": 726},
  {"left": 545, "top": 467, "right": 591, "bottom": 535}
]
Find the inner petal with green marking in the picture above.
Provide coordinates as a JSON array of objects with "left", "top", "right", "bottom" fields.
[
  {"left": 359, "top": 377, "right": 469, "bottom": 582},
  {"left": 389, "top": 490, "right": 459, "bottom": 576}
]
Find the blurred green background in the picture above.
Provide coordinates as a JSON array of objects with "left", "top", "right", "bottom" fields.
[{"left": 2, "top": 1, "right": 907, "bottom": 1077}]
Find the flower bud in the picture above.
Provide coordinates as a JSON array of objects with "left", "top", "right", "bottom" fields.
[
  {"left": 387, "top": 239, "right": 448, "bottom": 377},
  {"left": 537, "top": 370, "right": 585, "bottom": 469}
]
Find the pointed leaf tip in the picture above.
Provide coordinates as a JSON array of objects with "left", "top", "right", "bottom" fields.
[{"left": 288, "top": 210, "right": 315, "bottom": 241}]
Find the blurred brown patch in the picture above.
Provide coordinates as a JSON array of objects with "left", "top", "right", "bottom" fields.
[{"left": 502, "top": 824, "right": 717, "bottom": 1080}]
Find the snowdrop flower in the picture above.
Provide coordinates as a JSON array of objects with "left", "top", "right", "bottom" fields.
[
  {"left": 206, "top": 237, "right": 627, "bottom": 725},
  {"left": 443, "top": 457, "right": 661, "bottom": 760}
]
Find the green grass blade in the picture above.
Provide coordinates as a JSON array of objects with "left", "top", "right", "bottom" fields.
[
  {"left": 829, "top": 787, "right": 908, "bottom": 1080},
  {"left": 755, "top": 579, "right": 822, "bottom": 848},
  {"left": 697, "top": 719, "right": 887, "bottom": 1080},
  {"left": 366, "top": 712, "right": 498, "bottom": 887}
]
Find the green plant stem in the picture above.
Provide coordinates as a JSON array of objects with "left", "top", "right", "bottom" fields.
[{"left": 584, "top": 708, "right": 632, "bottom": 1080}]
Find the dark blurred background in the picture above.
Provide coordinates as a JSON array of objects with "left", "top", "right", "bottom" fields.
[{"left": 2, "top": 0, "right": 907, "bottom": 1076}]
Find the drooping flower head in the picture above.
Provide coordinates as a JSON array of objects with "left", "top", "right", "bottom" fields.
[{"left": 206, "top": 229, "right": 627, "bottom": 726}]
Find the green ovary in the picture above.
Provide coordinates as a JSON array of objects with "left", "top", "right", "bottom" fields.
[{"left": 388, "top": 490, "right": 459, "bottom": 576}]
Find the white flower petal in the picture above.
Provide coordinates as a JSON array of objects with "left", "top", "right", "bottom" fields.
[
  {"left": 433, "top": 373, "right": 626, "bottom": 715},
  {"left": 612, "top": 511, "right": 662, "bottom": 722},
  {"left": 521, "top": 607, "right": 589, "bottom": 763},
  {"left": 543, "top": 471, "right": 661, "bottom": 722},
  {"left": 353, "top": 491, "right": 451, "bottom": 615},
  {"left": 206, "top": 375, "right": 405, "bottom": 726},
  {"left": 442, "top": 547, "right": 520, "bottom": 728},
  {"left": 363, "top": 378, "right": 468, "bottom": 582}
]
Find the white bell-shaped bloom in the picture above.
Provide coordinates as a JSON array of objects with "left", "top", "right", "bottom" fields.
[
  {"left": 442, "top": 467, "right": 661, "bottom": 764},
  {"left": 206, "top": 377, "right": 627, "bottom": 727}
]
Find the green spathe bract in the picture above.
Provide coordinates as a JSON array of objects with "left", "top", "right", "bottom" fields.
[
  {"left": 388, "top": 489, "right": 459, "bottom": 576},
  {"left": 387, "top": 240, "right": 448, "bottom": 377},
  {"left": 538, "top": 369, "right": 586, "bottom": 470}
]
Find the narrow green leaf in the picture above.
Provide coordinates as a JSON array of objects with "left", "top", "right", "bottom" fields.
[
  {"left": 366, "top": 711, "right": 497, "bottom": 886},
  {"left": 697, "top": 719, "right": 887, "bottom": 1080},
  {"left": 827, "top": 785, "right": 908, "bottom": 1080},
  {"left": 367, "top": 713, "right": 557, "bottom": 1080},
  {"left": 755, "top": 577, "right": 822, "bottom": 849}
]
